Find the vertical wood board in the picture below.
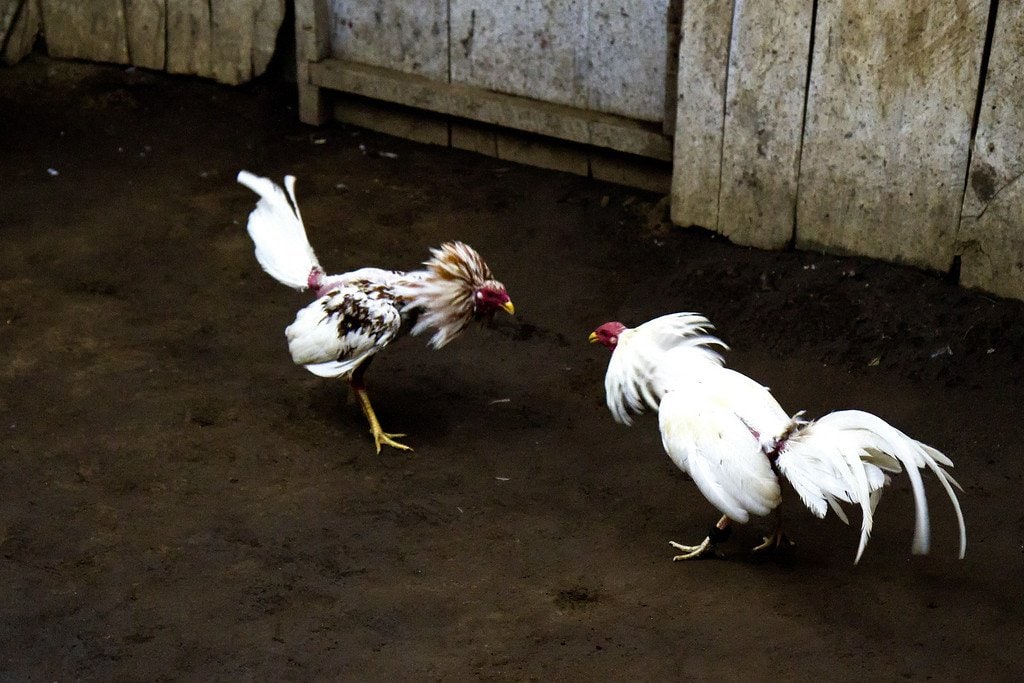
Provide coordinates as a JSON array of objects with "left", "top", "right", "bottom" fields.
[
  {"left": 40, "top": 0, "right": 129, "bottom": 64},
  {"left": 166, "top": 0, "right": 212, "bottom": 76},
  {"left": 796, "top": 0, "right": 987, "bottom": 271},
  {"left": 670, "top": 0, "right": 734, "bottom": 230},
  {"left": 449, "top": 1, "right": 588, "bottom": 110},
  {"left": 329, "top": 0, "right": 448, "bottom": 79},
  {"left": 124, "top": 0, "right": 166, "bottom": 71},
  {"left": 211, "top": 0, "right": 257, "bottom": 83},
  {"left": 962, "top": 2, "right": 1024, "bottom": 218},
  {"left": 296, "top": 0, "right": 331, "bottom": 123},
  {"left": 958, "top": 2, "right": 1024, "bottom": 298},
  {"left": 717, "top": 0, "right": 812, "bottom": 249},
  {"left": 252, "top": 0, "right": 285, "bottom": 75},
  {"left": 586, "top": 0, "right": 670, "bottom": 121},
  {"left": 1, "top": 0, "right": 41, "bottom": 65},
  {"left": 0, "top": 0, "right": 20, "bottom": 44}
]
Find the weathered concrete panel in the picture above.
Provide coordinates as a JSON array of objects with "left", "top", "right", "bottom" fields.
[
  {"left": 124, "top": 0, "right": 165, "bottom": 71},
  {"left": 329, "top": 0, "right": 447, "bottom": 79},
  {"left": 450, "top": 0, "right": 588, "bottom": 110},
  {"left": 1, "top": 0, "right": 41, "bottom": 65},
  {"left": 587, "top": 0, "right": 670, "bottom": 121},
  {"left": 958, "top": 2, "right": 1024, "bottom": 299},
  {"left": 796, "top": 0, "right": 987, "bottom": 271},
  {"left": 670, "top": 0, "right": 733, "bottom": 230},
  {"left": 40, "top": 0, "right": 129, "bottom": 64},
  {"left": 718, "top": 1, "right": 812, "bottom": 250}
]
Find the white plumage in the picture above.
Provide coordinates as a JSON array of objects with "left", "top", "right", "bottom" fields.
[
  {"left": 238, "top": 171, "right": 320, "bottom": 291},
  {"left": 591, "top": 312, "right": 966, "bottom": 563}
]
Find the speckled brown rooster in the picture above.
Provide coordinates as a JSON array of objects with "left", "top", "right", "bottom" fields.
[{"left": 238, "top": 171, "right": 514, "bottom": 453}]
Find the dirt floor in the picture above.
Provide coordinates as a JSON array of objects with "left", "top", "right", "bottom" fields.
[{"left": 2, "top": 55, "right": 1023, "bottom": 680}]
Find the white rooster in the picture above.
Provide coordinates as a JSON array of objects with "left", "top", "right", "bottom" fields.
[
  {"left": 589, "top": 312, "right": 966, "bottom": 563},
  {"left": 238, "top": 171, "right": 514, "bottom": 453}
]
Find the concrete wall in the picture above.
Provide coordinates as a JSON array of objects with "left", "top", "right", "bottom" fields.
[{"left": 0, "top": 0, "right": 285, "bottom": 84}]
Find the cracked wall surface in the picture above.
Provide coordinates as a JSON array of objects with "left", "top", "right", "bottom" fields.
[{"left": 959, "top": 1, "right": 1024, "bottom": 299}]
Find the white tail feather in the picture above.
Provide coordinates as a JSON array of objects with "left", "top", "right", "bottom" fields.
[
  {"left": 237, "top": 171, "right": 321, "bottom": 290},
  {"left": 777, "top": 409, "right": 966, "bottom": 563}
]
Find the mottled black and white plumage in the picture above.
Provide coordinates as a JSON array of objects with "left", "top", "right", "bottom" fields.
[{"left": 237, "top": 171, "right": 514, "bottom": 452}]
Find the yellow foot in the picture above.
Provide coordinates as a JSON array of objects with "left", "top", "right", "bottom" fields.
[
  {"left": 669, "top": 538, "right": 715, "bottom": 561},
  {"left": 371, "top": 428, "right": 412, "bottom": 454},
  {"left": 752, "top": 530, "right": 794, "bottom": 554}
]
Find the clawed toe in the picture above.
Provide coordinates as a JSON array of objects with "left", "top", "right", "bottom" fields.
[
  {"left": 669, "top": 538, "right": 715, "bottom": 561},
  {"left": 372, "top": 429, "right": 413, "bottom": 454},
  {"left": 752, "top": 530, "right": 794, "bottom": 554}
]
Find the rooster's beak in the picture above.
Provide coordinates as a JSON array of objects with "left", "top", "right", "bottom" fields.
[
  {"left": 588, "top": 332, "right": 599, "bottom": 344},
  {"left": 502, "top": 301, "right": 515, "bottom": 315}
]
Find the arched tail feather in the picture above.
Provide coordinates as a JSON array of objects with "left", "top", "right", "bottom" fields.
[{"left": 237, "top": 171, "right": 321, "bottom": 290}]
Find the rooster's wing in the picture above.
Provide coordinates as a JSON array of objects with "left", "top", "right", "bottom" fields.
[{"left": 285, "top": 285, "right": 402, "bottom": 378}]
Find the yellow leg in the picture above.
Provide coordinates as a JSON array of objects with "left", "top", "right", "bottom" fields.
[{"left": 353, "top": 385, "right": 412, "bottom": 454}]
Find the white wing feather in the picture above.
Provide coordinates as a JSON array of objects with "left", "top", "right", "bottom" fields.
[
  {"left": 660, "top": 388, "right": 781, "bottom": 523},
  {"left": 605, "top": 313, "right": 727, "bottom": 424},
  {"left": 285, "top": 286, "right": 402, "bottom": 378}
]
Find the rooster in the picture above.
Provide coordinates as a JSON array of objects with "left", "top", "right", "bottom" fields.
[
  {"left": 589, "top": 312, "right": 966, "bottom": 563},
  {"left": 238, "top": 171, "right": 514, "bottom": 453}
]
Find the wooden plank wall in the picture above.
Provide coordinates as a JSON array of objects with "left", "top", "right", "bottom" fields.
[
  {"left": 3, "top": 0, "right": 1023, "bottom": 299},
  {"left": 958, "top": 3, "right": 1024, "bottom": 300},
  {"left": 797, "top": 1, "right": 986, "bottom": 272},
  {"left": 0, "top": 0, "right": 285, "bottom": 84},
  {"left": 673, "top": 0, "right": 1024, "bottom": 300},
  {"left": 326, "top": 0, "right": 670, "bottom": 124}
]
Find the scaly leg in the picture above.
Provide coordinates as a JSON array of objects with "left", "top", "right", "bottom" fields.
[
  {"left": 752, "top": 509, "right": 794, "bottom": 553},
  {"left": 670, "top": 515, "right": 732, "bottom": 561},
  {"left": 351, "top": 383, "right": 412, "bottom": 454}
]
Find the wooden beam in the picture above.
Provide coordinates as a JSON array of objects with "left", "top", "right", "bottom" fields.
[
  {"left": 309, "top": 58, "right": 671, "bottom": 160},
  {"left": 295, "top": 0, "right": 330, "bottom": 124}
]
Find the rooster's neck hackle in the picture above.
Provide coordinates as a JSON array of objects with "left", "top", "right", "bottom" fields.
[{"left": 397, "top": 241, "right": 498, "bottom": 348}]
